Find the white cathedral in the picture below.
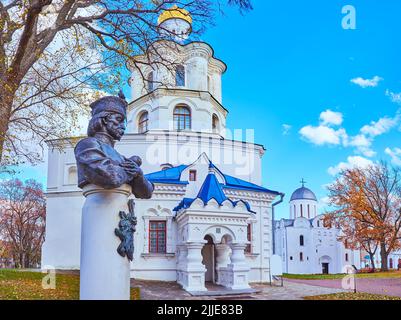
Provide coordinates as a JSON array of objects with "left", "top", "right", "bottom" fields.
[
  {"left": 274, "top": 182, "right": 361, "bottom": 275},
  {"left": 42, "top": 6, "right": 283, "bottom": 292},
  {"left": 41, "top": 6, "right": 372, "bottom": 293}
]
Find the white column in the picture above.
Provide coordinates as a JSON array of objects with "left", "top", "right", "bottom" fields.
[
  {"left": 80, "top": 184, "right": 131, "bottom": 300},
  {"left": 215, "top": 244, "right": 231, "bottom": 286},
  {"left": 226, "top": 243, "right": 250, "bottom": 290},
  {"left": 180, "top": 241, "right": 207, "bottom": 292},
  {"left": 215, "top": 244, "right": 231, "bottom": 269}
]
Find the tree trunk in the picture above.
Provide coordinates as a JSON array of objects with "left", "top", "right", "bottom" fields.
[
  {"left": 369, "top": 253, "right": 376, "bottom": 271},
  {"left": 380, "top": 242, "right": 388, "bottom": 271},
  {"left": 0, "top": 89, "right": 14, "bottom": 164}
]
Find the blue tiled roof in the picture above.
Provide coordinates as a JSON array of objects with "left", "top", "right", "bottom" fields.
[
  {"left": 197, "top": 169, "right": 228, "bottom": 205},
  {"left": 172, "top": 198, "right": 196, "bottom": 211},
  {"left": 145, "top": 165, "right": 188, "bottom": 184},
  {"left": 173, "top": 168, "right": 256, "bottom": 214},
  {"left": 222, "top": 174, "right": 280, "bottom": 194},
  {"left": 145, "top": 161, "right": 280, "bottom": 194}
]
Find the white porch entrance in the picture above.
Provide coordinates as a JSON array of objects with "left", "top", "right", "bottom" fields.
[{"left": 202, "top": 235, "right": 216, "bottom": 283}]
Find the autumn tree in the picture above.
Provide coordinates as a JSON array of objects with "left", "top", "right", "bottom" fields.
[
  {"left": 0, "top": 0, "right": 252, "bottom": 168},
  {"left": 326, "top": 162, "right": 401, "bottom": 271},
  {"left": 0, "top": 178, "right": 46, "bottom": 268},
  {"left": 325, "top": 213, "right": 379, "bottom": 269}
]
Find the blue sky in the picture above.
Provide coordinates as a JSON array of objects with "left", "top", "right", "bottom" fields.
[
  {"left": 198, "top": 0, "right": 401, "bottom": 218},
  {"left": 5, "top": 1, "right": 401, "bottom": 219}
]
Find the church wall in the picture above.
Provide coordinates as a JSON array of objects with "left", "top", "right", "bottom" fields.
[
  {"left": 130, "top": 197, "right": 179, "bottom": 281},
  {"left": 127, "top": 93, "right": 227, "bottom": 134},
  {"left": 285, "top": 225, "right": 314, "bottom": 274},
  {"left": 46, "top": 132, "right": 263, "bottom": 195}
]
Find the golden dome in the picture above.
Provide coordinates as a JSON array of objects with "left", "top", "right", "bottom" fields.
[{"left": 157, "top": 5, "right": 192, "bottom": 25}]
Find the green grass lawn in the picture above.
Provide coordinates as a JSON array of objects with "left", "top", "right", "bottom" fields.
[
  {"left": 0, "top": 269, "right": 140, "bottom": 300},
  {"left": 283, "top": 271, "right": 401, "bottom": 280},
  {"left": 304, "top": 292, "right": 401, "bottom": 300}
]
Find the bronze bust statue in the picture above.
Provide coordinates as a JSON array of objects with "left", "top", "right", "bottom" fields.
[
  {"left": 74, "top": 92, "right": 154, "bottom": 198},
  {"left": 74, "top": 92, "right": 153, "bottom": 261}
]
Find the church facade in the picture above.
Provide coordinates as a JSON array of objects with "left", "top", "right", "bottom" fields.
[
  {"left": 274, "top": 184, "right": 361, "bottom": 274},
  {"left": 41, "top": 7, "right": 283, "bottom": 292}
]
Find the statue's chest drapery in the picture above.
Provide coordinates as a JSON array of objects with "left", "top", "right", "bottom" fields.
[{"left": 100, "top": 142, "right": 126, "bottom": 164}]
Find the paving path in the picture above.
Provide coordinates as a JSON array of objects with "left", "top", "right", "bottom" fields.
[
  {"left": 285, "top": 277, "right": 401, "bottom": 298},
  {"left": 130, "top": 279, "right": 345, "bottom": 300}
]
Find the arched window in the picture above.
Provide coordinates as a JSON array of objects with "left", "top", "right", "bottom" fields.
[
  {"left": 212, "top": 114, "right": 219, "bottom": 132},
  {"left": 294, "top": 205, "right": 296, "bottom": 217},
  {"left": 147, "top": 71, "right": 154, "bottom": 92},
  {"left": 300, "top": 204, "right": 303, "bottom": 217},
  {"left": 345, "top": 253, "right": 349, "bottom": 262},
  {"left": 300, "top": 252, "right": 303, "bottom": 261},
  {"left": 67, "top": 166, "right": 77, "bottom": 185},
  {"left": 173, "top": 105, "right": 191, "bottom": 130},
  {"left": 307, "top": 204, "right": 310, "bottom": 218},
  {"left": 175, "top": 65, "right": 185, "bottom": 87},
  {"left": 300, "top": 235, "right": 304, "bottom": 246},
  {"left": 138, "top": 111, "right": 149, "bottom": 133},
  {"left": 317, "top": 220, "right": 320, "bottom": 227}
]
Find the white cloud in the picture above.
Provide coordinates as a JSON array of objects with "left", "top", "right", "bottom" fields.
[
  {"left": 299, "top": 125, "right": 347, "bottom": 146},
  {"left": 386, "top": 90, "right": 401, "bottom": 105},
  {"left": 348, "top": 134, "right": 371, "bottom": 147},
  {"left": 385, "top": 147, "right": 401, "bottom": 166},
  {"left": 320, "top": 109, "right": 343, "bottom": 126},
  {"left": 346, "top": 134, "right": 376, "bottom": 157},
  {"left": 282, "top": 124, "right": 292, "bottom": 135},
  {"left": 328, "top": 156, "right": 373, "bottom": 176},
  {"left": 318, "top": 196, "right": 331, "bottom": 210},
  {"left": 300, "top": 109, "right": 400, "bottom": 159},
  {"left": 350, "top": 76, "right": 383, "bottom": 88},
  {"left": 360, "top": 116, "right": 398, "bottom": 137}
]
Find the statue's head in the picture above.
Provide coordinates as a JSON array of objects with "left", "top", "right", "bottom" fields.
[{"left": 87, "top": 94, "right": 128, "bottom": 141}]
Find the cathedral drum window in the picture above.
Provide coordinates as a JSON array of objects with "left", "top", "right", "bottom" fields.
[
  {"left": 175, "top": 64, "right": 185, "bottom": 87},
  {"left": 147, "top": 71, "right": 154, "bottom": 92},
  {"left": 138, "top": 111, "right": 149, "bottom": 133},
  {"left": 212, "top": 114, "right": 219, "bottom": 132},
  {"left": 173, "top": 105, "right": 191, "bottom": 130}
]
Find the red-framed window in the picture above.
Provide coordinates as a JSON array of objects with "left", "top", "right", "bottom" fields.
[
  {"left": 173, "top": 105, "right": 191, "bottom": 130},
  {"left": 189, "top": 170, "right": 197, "bottom": 181},
  {"left": 138, "top": 111, "right": 149, "bottom": 133},
  {"left": 149, "top": 221, "right": 166, "bottom": 253},
  {"left": 245, "top": 224, "right": 252, "bottom": 253}
]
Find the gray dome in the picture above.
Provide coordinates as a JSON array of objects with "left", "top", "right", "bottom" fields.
[{"left": 290, "top": 187, "right": 317, "bottom": 201}]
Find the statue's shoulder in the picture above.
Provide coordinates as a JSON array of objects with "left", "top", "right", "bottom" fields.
[{"left": 74, "top": 136, "right": 101, "bottom": 153}]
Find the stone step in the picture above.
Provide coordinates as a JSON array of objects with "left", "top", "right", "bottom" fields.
[{"left": 188, "top": 288, "right": 261, "bottom": 296}]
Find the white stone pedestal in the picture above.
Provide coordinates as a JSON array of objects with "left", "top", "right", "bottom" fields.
[{"left": 80, "top": 184, "right": 131, "bottom": 300}]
